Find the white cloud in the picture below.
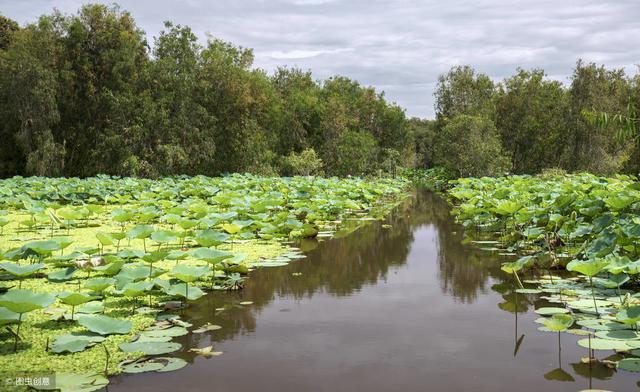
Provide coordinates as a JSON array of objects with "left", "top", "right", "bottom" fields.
[{"left": 264, "top": 48, "right": 353, "bottom": 59}]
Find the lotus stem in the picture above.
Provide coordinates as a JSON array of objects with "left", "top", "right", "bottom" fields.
[
  {"left": 103, "top": 344, "right": 110, "bottom": 376},
  {"left": 14, "top": 313, "right": 22, "bottom": 352},
  {"left": 513, "top": 271, "right": 524, "bottom": 289},
  {"left": 588, "top": 276, "right": 599, "bottom": 316}
]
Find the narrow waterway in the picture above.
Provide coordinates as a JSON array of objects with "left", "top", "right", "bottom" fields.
[{"left": 111, "top": 190, "right": 638, "bottom": 391}]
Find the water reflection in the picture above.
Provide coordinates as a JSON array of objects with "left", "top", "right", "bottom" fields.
[{"left": 111, "top": 189, "right": 639, "bottom": 392}]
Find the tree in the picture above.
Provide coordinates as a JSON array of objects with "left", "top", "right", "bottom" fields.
[
  {"left": 495, "top": 69, "right": 568, "bottom": 173},
  {"left": 328, "top": 130, "right": 378, "bottom": 176},
  {"left": 0, "top": 15, "right": 19, "bottom": 50},
  {"left": 281, "top": 148, "right": 324, "bottom": 176},
  {"left": 565, "top": 60, "right": 632, "bottom": 174},
  {"left": 432, "top": 115, "right": 509, "bottom": 177},
  {"left": 434, "top": 65, "right": 496, "bottom": 122},
  {"left": 0, "top": 15, "right": 64, "bottom": 176}
]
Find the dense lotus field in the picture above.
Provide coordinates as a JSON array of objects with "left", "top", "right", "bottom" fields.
[
  {"left": 0, "top": 174, "right": 407, "bottom": 390},
  {"left": 448, "top": 173, "right": 640, "bottom": 373}
]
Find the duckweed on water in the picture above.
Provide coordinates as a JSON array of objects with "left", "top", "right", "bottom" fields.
[{"left": 0, "top": 174, "right": 407, "bottom": 390}]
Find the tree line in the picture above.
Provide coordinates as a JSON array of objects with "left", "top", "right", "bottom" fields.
[
  {"left": 1, "top": 4, "right": 639, "bottom": 179},
  {"left": 0, "top": 4, "right": 410, "bottom": 178},
  {"left": 416, "top": 63, "right": 640, "bottom": 177}
]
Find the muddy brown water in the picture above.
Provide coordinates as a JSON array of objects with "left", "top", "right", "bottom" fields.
[{"left": 110, "top": 190, "right": 639, "bottom": 392}]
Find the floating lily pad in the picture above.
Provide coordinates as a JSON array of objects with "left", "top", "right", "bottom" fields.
[
  {"left": 120, "top": 356, "right": 188, "bottom": 373},
  {"left": 577, "top": 338, "right": 629, "bottom": 350},
  {"left": 120, "top": 360, "right": 164, "bottom": 373},
  {"left": 78, "top": 314, "right": 132, "bottom": 335},
  {"left": 119, "top": 341, "right": 182, "bottom": 355},
  {"left": 595, "top": 330, "right": 640, "bottom": 340},
  {"left": 51, "top": 332, "right": 105, "bottom": 353},
  {"left": 140, "top": 326, "right": 188, "bottom": 339},
  {"left": 157, "top": 357, "right": 188, "bottom": 372},
  {"left": 534, "top": 307, "right": 570, "bottom": 316},
  {"left": 617, "top": 358, "right": 640, "bottom": 372},
  {"left": 577, "top": 319, "right": 630, "bottom": 331},
  {"left": 515, "top": 288, "right": 542, "bottom": 294}
]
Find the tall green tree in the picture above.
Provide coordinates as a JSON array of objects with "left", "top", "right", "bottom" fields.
[
  {"left": 432, "top": 115, "right": 509, "bottom": 177},
  {"left": 565, "top": 60, "right": 632, "bottom": 174},
  {"left": 434, "top": 65, "right": 496, "bottom": 122},
  {"left": 495, "top": 69, "right": 568, "bottom": 173},
  {"left": 0, "top": 15, "right": 64, "bottom": 176}
]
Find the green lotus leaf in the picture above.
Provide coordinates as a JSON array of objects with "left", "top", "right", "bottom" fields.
[
  {"left": 58, "top": 292, "right": 99, "bottom": 307},
  {"left": 119, "top": 341, "right": 181, "bottom": 355},
  {"left": 50, "top": 332, "right": 105, "bottom": 353},
  {"left": 120, "top": 360, "right": 164, "bottom": 373},
  {"left": 25, "top": 240, "right": 61, "bottom": 255},
  {"left": 577, "top": 338, "right": 630, "bottom": 350},
  {"left": 78, "top": 314, "right": 132, "bottom": 335},
  {"left": 150, "top": 230, "right": 177, "bottom": 244},
  {"left": 617, "top": 358, "right": 640, "bottom": 372},
  {"left": 142, "top": 251, "right": 168, "bottom": 263},
  {"left": 95, "top": 232, "right": 115, "bottom": 246},
  {"left": 76, "top": 301, "right": 104, "bottom": 314},
  {"left": 93, "top": 259, "right": 124, "bottom": 276},
  {"left": 566, "top": 258, "right": 608, "bottom": 277},
  {"left": 0, "top": 306, "right": 20, "bottom": 326},
  {"left": 165, "top": 283, "right": 205, "bottom": 300},
  {"left": 156, "top": 357, "right": 188, "bottom": 372},
  {"left": 542, "top": 314, "right": 574, "bottom": 332},
  {"left": 127, "top": 225, "right": 155, "bottom": 240},
  {"left": 616, "top": 306, "right": 640, "bottom": 325},
  {"left": 534, "top": 307, "right": 570, "bottom": 316},
  {"left": 116, "top": 249, "right": 145, "bottom": 259},
  {"left": 121, "top": 280, "right": 153, "bottom": 297},
  {"left": 84, "top": 277, "right": 115, "bottom": 293},
  {"left": 577, "top": 319, "right": 630, "bottom": 331},
  {"left": 48, "top": 267, "right": 78, "bottom": 282},
  {"left": 222, "top": 223, "right": 242, "bottom": 235},
  {"left": 189, "top": 247, "right": 233, "bottom": 263},
  {"left": 0, "top": 262, "right": 45, "bottom": 278},
  {"left": 0, "top": 289, "right": 55, "bottom": 314},
  {"left": 171, "top": 264, "right": 210, "bottom": 283},
  {"left": 139, "top": 326, "right": 188, "bottom": 339},
  {"left": 194, "top": 230, "right": 229, "bottom": 247},
  {"left": 594, "top": 330, "right": 640, "bottom": 340}
]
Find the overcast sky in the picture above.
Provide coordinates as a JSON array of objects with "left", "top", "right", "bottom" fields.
[{"left": 2, "top": 0, "right": 639, "bottom": 118}]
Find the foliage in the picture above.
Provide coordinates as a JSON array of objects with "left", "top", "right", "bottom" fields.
[
  {"left": 280, "top": 148, "right": 324, "bottom": 176},
  {"left": 430, "top": 62, "right": 640, "bottom": 176},
  {"left": 495, "top": 69, "right": 568, "bottom": 173},
  {"left": 432, "top": 115, "right": 509, "bottom": 177},
  {"left": 0, "top": 5, "right": 413, "bottom": 179}
]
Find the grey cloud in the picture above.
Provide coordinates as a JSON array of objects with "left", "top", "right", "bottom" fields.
[{"left": 2, "top": 0, "right": 639, "bottom": 117}]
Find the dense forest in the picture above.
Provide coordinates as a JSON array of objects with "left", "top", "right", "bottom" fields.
[{"left": 0, "top": 4, "right": 639, "bottom": 178}]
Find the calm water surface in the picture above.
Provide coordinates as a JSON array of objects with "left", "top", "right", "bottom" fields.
[{"left": 111, "top": 191, "right": 639, "bottom": 391}]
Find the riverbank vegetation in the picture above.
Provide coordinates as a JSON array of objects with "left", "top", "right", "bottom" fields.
[{"left": 447, "top": 173, "right": 640, "bottom": 373}]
